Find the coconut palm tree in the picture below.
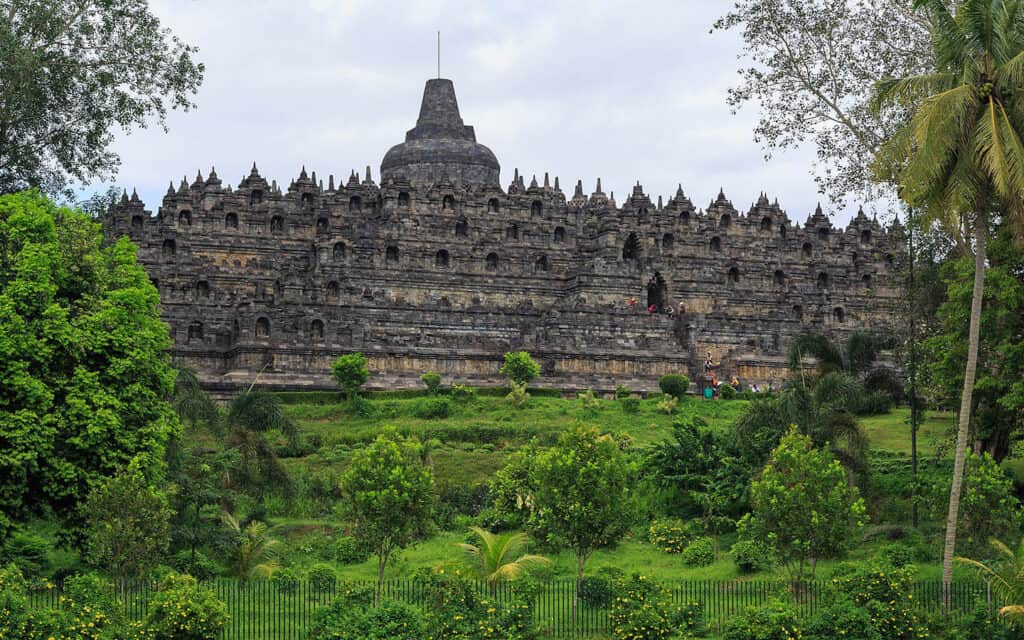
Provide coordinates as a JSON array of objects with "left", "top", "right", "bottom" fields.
[
  {"left": 172, "top": 367, "right": 222, "bottom": 433},
  {"left": 456, "top": 527, "right": 550, "bottom": 590},
  {"left": 786, "top": 331, "right": 899, "bottom": 396},
  {"left": 221, "top": 512, "right": 280, "bottom": 585},
  {"left": 958, "top": 538, "right": 1024, "bottom": 627},
  {"left": 873, "top": 0, "right": 1024, "bottom": 606}
]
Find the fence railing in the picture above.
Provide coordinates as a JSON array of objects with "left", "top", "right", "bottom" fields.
[{"left": 26, "top": 577, "right": 993, "bottom": 639}]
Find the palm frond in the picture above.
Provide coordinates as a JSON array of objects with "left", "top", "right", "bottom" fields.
[
  {"left": 786, "top": 333, "right": 845, "bottom": 374},
  {"left": 226, "top": 390, "right": 298, "bottom": 444},
  {"left": 172, "top": 367, "right": 221, "bottom": 433}
]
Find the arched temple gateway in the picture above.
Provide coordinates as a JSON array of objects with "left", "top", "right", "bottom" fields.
[{"left": 105, "top": 78, "right": 902, "bottom": 392}]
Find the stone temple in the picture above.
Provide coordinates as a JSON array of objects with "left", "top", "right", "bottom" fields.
[{"left": 104, "top": 78, "right": 902, "bottom": 393}]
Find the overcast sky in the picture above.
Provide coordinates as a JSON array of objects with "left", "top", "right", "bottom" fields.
[{"left": 109, "top": 0, "right": 868, "bottom": 226}]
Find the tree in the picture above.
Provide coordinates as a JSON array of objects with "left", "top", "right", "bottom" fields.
[
  {"left": 713, "top": 0, "right": 931, "bottom": 208},
  {"left": 0, "top": 1, "right": 204, "bottom": 196},
  {"left": 331, "top": 352, "right": 369, "bottom": 399},
  {"left": 341, "top": 431, "right": 434, "bottom": 605},
  {"left": 145, "top": 573, "right": 228, "bottom": 640},
  {"left": 456, "top": 526, "right": 550, "bottom": 588},
  {"left": 223, "top": 389, "right": 297, "bottom": 497},
  {"left": 872, "top": 0, "right": 1024, "bottom": 606},
  {"left": 523, "top": 425, "right": 639, "bottom": 623},
  {"left": 959, "top": 538, "right": 1024, "bottom": 629},
  {"left": 172, "top": 368, "right": 221, "bottom": 434},
  {"left": 167, "top": 447, "right": 235, "bottom": 566},
  {"left": 739, "top": 428, "right": 866, "bottom": 584},
  {"left": 500, "top": 351, "right": 540, "bottom": 386},
  {"left": 82, "top": 468, "right": 172, "bottom": 579},
  {"left": 0, "top": 190, "right": 178, "bottom": 541},
  {"left": 221, "top": 512, "right": 280, "bottom": 585},
  {"left": 786, "top": 331, "right": 898, "bottom": 396}
]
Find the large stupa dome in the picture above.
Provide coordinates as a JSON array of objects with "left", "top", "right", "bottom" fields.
[{"left": 380, "top": 78, "right": 500, "bottom": 187}]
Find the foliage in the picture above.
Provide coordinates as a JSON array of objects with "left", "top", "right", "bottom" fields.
[
  {"left": 456, "top": 526, "right": 550, "bottom": 584},
  {"left": 609, "top": 574, "right": 705, "bottom": 640},
  {"left": 341, "top": 430, "right": 434, "bottom": 603},
  {"left": 719, "top": 384, "right": 737, "bottom": 400},
  {"left": 680, "top": 537, "right": 715, "bottom": 567},
  {"left": 658, "top": 374, "right": 690, "bottom": 400},
  {"left": 506, "top": 381, "right": 531, "bottom": 409},
  {"left": 805, "top": 599, "right": 881, "bottom": 640},
  {"left": 615, "top": 385, "right": 632, "bottom": 399},
  {"left": 421, "top": 371, "right": 442, "bottom": 394},
  {"left": 619, "top": 397, "right": 641, "bottom": 414},
  {"left": 0, "top": 1, "right": 204, "bottom": 195},
  {"left": 579, "top": 567, "right": 624, "bottom": 609},
  {"left": 926, "top": 453, "right": 1022, "bottom": 557},
  {"left": 500, "top": 351, "right": 541, "bottom": 386},
  {"left": 32, "top": 572, "right": 131, "bottom": 640},
  {"left": 145, "top": 573, "right": 228, "bottom": 640},
  {"left": 2, "top": 531, "right": 49, "bottom": 578},
  {"left": 222, "top": 390, "right": 296, "bottom": 497},
  {"left": 310, "top": 594, "right": 425, "bottom": 640},
  {"left": 656, "top": 396, "right": 678, "bottom": 415},
  {"left": 945, "top": 600, "right": 1018, "bottom": 640},
  {"left": 825, "top": 562, "right": 928, "bottom": 640},
  {"left": 451, "top": 384, "right": 477, "bottom": 403},
  {"left": 647, "top": 518, "right": 696, "bottom": 554},
  {"left": 413, "top": 569, "right": 537, "bottom": 640},
  {"left": 0, "top": 191, "right": 178, "bottom": 540},
  {"left": 82, "top": 468, "right": 172, "bottom": 579},
  {"left": 958, "top": 538, "right": 1024, "bottom": 629},
  {"left": 334, "top": 536, "right": 369, "bottom": 565},
  {"left": 331, "top": 353, "right": 370, "bottom": 399},
  {"left": 308, "top": 563, "right": 337, "bottom": 593},
  {"left": 271, "top": 567, "right": 300, "bottom": 594},
  {"left": 167, "top": 447, "right": 235, "bottom": 570},
  {"left": 713, "top": 0, "right": 929, "bottom": 207},
  {"left": 411, "top": 396, "right": 453, "bottom": 419},
  {"left": 221, "top": 513, "right": 280, "bottom": 584},
  {"left": 730, "top": 539, "right": 776, "bottom": 574},
  {"left": 169, "top": 549, "right": 219, "bottom": 581},
  {"left": 0, "top": 564, "right": 33, "bottom": 638},
  {"left": 739, "top": 428, "right": 866, "bottom": 582},
  {"left": 722, "top": 599, "right": 802, "bottom": 640},
  {"left": 173, "top": 368, "right": 221, "bottom": 433}
]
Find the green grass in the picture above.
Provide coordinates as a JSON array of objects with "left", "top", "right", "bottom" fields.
[{"left": 859, "top": 408, "right": 955, "bottom": 456}]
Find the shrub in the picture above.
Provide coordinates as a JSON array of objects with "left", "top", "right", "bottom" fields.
[
  {"left": 658, "top": 374, "right": 690, "bottom": 399},
  {"left": 146, "top": 573, "right": 228, "bottom": 640},
  {"left": 723, "top": 600, "right": 802, "bottom": 640},
  {"left": 33, "top": 572, "right": 130, "bottom": 639},
  {"left": 506, "top": 381, "right": 531, "bottom": 408},
  {"left": 730, "top": 539, "right": 775, "bottom": 574},
  {"left": 0, "top": 565, "right": 34, "bottom": 638},
  {"left": 656, "top": 395, "right": 678, "bottom": 415},
  {"left": 272, "top": 567, "right": 300, "bottom": 594},
  {"left": 609, "top": 574, "right": 705, "bottom": 640},
  {"left": 578, "top": 389, "right": 603, "bottom": 415},
  {"left": 308, "top": 563, "right": 337, "bottom": 594},
  {"left": 826, "top": 563, "right": 927, "bottom": 640},
  {"left": 347, "top": 394, "right": 375, "bottom": 418},
  {"left": 852, "top": 390, "right": 894, "bottom": 416},
  {"left": 420, "top": 371, "right": 442, "bottom": 394},
  {"left": 334, "top": 536, "right": 369, "bottom": 565},
  {"left": 331, "top": 353, "right": 369, "bottom": 398},
  {"left": 450, "top": 384, "right": 477, "bottom": 402},
  {"left": 415, "top": 570, "right": 537, "bottom": 640},
  {"left": 579, "top": 567, "right": 624, "bottom": 609},
  {"left": 310, "top": 596, "right": 425, "bottom": 640},
  {"left": 169, "top": 549, "right": 220, "bottom": 581},
  {"left": 647, "top": 518, "right": 696, "bottom": 554},
  {"left": 719, "top": 383, "right": 736, "bottom": 400},
  {"left": 681, "top": 536, "right": 715, "bottom": 567},
  {"left": 620, "top": 397, "right": 641, "bottom": 414},
  {"left": 2, "top": 531, "right": 49, "bottom": 578},
  {"left": 877, "top": 544, "right": 913, "bottom": 569},
  {"left": 411, "top": 396, "right": 453, "bottom": 419},
  {"left": 945, "top": 600, "right": 1016, "bottom": 640},
  {"left": 500, "top": 351, "right": 541, "bottom": 386},
  {"left": 806, "top": 599, "right": 881, "bottom": 640},
  {"left": 615, "top": 385, "right": 632, "bottom": 399}
]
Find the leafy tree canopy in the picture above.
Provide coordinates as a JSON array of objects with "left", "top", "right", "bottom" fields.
[
  {"left": 0, "top": 190, "right": 178, "bottom": 540},
  {"left": 0, "top": 1, "right": 204, "bottom": 196}
]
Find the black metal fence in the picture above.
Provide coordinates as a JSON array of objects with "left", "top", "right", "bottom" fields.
[{"left": 26, "top": 578, "right": 992, "bottom": 639}]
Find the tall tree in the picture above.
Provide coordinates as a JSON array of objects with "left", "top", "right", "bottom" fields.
[
  {"left": 713, "top": 0, "right": 931, "bottom": 207},
  {"left": 341, "top": 431, "right": 434, "bottom": 605},
  {"left": 872, "top": 0, "right": 1024, "bottom": 607},
  {"left": 0, "top": 0, "right": 203, "bottom": 196},
  {"left": 0, "top": 190, "right": 178, "bottom": 541}
]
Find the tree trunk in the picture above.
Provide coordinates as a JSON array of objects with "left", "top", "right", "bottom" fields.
[
  {"left": 942, "top": 214, "right": 987, "bottom": 609},
  {"left": 573, "top": 553, "right": 585, "bottom": 627},
  {"left": 375, "top": 547, "right": 387, "bottom": 608},
  {"left": 908, "top": 211, "right": 920, "bottom": 529}
]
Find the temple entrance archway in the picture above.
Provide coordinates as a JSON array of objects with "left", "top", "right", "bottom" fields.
[{"left": 646, "top": 272, "right": 667, "bottom": 312}]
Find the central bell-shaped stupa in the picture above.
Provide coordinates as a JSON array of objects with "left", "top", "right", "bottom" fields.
[{"left": 380, "top": 78, "right": 500, "bottom": 187}]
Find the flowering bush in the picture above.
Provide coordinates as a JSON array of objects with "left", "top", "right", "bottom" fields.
[
  {"left": 681, "top": 537, "right": 715, "bottom": 567},
  {"left": 656, "top": 396, "right": 678, "bottom": 415},
  {"left": 609, "top": 574, "right": 704, "bottom": 640},
  {"left": 579, "top": 567, "right": 624, "bottom": 608},
  {"left": 723, "top": 600, "right": 802, "bottom": 640},
  {"left": 310, "top": 595, "right": 424, "bottom": 640},
  {"left": 647, "top": 518, "right": 695, "bottom": 554},
  {"left": 415, "top": 569, "right": 537, "bottom": 640},
  {"left": 145, "top": 573, "right": 228, "bottom": 640},
  {"left": 826, "top": 563, "right": 929, "bottom": 640}
]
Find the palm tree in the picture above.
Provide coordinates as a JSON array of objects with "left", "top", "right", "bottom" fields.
[
  {"left": 221, "top": 512, "right": 280, "bottom": 585},
  {"left": 172, "top": 367, "right": 222, "bottom": 434},
  {"left": 958, "top": 538, "right": 1024, "bottom": 627},
  {"left": 786, "top": 331, "right": 898, "bottom": 395},
  {"left": 873, "top": 0, "right": 1024, "bottom": 607},
  {"left": 456, "top": 527, "right": 550, "bottom": 591}
]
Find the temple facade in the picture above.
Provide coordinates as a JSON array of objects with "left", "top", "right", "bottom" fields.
[{"left": 104, "top": 78, "right": 902, "bottom": 393}]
